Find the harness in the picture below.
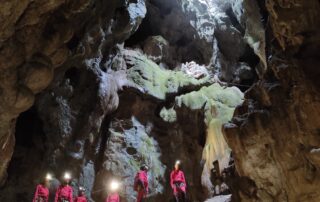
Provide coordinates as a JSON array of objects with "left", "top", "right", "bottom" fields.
[
  {"left": 135, "top": 179, "right": 146, "bottom": 192},
  {"left": 36, "top": 196, "right": 47, "bottom": 202},
  {"left": 59, "top": 198, "right": 70, "bottom": 202},
  {"left": 174, "top": 181, "right": 185, "bottom": 188}
]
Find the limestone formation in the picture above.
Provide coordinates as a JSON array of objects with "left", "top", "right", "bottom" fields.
[
  {"left": 224, "top": 0, "right": 320, "bottom": 201},
  {"left": 1, "top": 0, "right": 320, "bottom": 202}
]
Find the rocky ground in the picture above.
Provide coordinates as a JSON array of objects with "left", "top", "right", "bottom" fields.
[{"left": 205, "top": 195, "right": 231, "bottom": 202}]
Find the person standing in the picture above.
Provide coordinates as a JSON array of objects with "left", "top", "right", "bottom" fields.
[
  {"left": 105, "top": 180, "right": 121, "bottom": 202},
  {"left": 170, "top": 160, "right": 187, "bottom": 202},
  {"left": 33, "top": 173, "right": 52, "bottom": 202},
  {"left": 105, "top": 192, "right": 120, "bottom": 202},
  {"left": 74, "top": 186, "right": 87, "bottom": 202},
  {"left": 55, "top": 172, "right": 73, "bottom": 202},
  {"left": 134, "top": 165, "right": 149, "bottom": 202}
]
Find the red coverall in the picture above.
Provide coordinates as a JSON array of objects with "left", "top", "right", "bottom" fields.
[
  {"left": 170, "top": 170, "right": 186, "bottom": 195},
  {"left": 134, "top": 171, "right": 148, "bottom": 202},
  {"left": 105, "top": 193, "right": 120, "bottom": 202},
  {"left": 74, "top": 195, "right": 87, "bottom": 202},
  {"left": 33, "top": 184, "right": 49, "bottom": 202},
  {"left": 55, "top": 185, "right": 73, "bottom": 202}
]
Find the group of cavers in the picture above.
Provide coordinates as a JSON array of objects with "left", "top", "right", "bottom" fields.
[{"left": 33, "top": 160, "right": 187, "bottom": 202}]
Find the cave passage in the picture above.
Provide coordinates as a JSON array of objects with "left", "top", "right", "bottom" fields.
[{"left": 15, "top": 106, "right": 46, "bottom": 148}]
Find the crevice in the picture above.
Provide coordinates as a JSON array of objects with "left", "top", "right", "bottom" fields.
[
  {"left": 15, "top": 106, "right": 46, "bottom": 148},
  {"left": 66, "top": 35, "right": 81, "bottom": 50},
  {"left": 64, "top": 66, "right": 81, "bottom": 87},
  {"left": 94, "top": 113, "right": 115, "bottom": 173},
  {"left": 124, "top": 16, "right": 154, "bottom": 47},
  {"left": 256, "top": 0, "right": 268, "bottom": 27},
  {"left": 225, "top": 7, "right": 245, "bottom": 35}
]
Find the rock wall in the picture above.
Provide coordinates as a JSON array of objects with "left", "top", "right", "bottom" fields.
[
  {"left": 0, "top": 0, "right": 147, "bottom": 200},
  {"left": 0, "top": 0, "right": 146, "bottom": 188},
  {"left": 2, "top": 0, "right": 320, "bottom": 202},
  {"left": 224, "top": 0, "right": 320, "bottom": 201},
  {"left": 0, "top": 0, "right": 257, "bottom": 201}
]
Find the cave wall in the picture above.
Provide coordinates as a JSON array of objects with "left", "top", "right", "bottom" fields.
[
  {"left": 224, "top": 0, "right": 320, "bottom": 201},
  {"left": 0, "top": 0, "right": 260, "bottom": 201},
  {"left": 0, "top": 0, "right": 147, "bottom": 188},
  {"left": 2, "top": 0, "right": 320, "bottom": 202},
  {"left": 0, "top": 0, "right": 147, "bottom": 200}
]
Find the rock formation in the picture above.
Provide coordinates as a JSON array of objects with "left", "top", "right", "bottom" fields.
[
  {"left": 0, "top": 0, "right": 319, "bottom": 202},
  {"left": 224, "top": 0, "right": 320, "bottom": 201}
]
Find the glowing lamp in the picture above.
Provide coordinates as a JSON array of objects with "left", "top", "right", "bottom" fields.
[
  {"left": 109, "top": 180, "right": 120, "bottom": 191},
  {"left": 46, "top": 173, "right": 53, "bottom": 181},
  {"left": 64, "top": 172, "right": 71, "bottom": 180}
]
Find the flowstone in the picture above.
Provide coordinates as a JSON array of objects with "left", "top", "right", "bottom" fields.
[{"left": 176, "top": 83, "right": 244, "bottom": 192}]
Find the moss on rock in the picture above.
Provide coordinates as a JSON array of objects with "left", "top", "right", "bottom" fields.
[
  {"left": 104, "top": 117, "right": 166, "bottom": 199},
  {"left": 160, "top": 107, "right": 177, "bottom": 123},
  {"left": 124, "top": 49, "right": 210, "bottom": 100}
]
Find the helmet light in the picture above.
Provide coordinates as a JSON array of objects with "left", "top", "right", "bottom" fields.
[
  {"left": 109, "top": 180, "right": 120, "bottom": 191},
  {"left": 46, "top": 173, "right": 53, "bottom": 181},
  {"left": 63, "top": 172, "right": 71, "bottom": 180}
]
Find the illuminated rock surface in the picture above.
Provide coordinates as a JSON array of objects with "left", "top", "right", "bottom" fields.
[{"left": 175, "top": 84, "right": 243, "bottom": 194}]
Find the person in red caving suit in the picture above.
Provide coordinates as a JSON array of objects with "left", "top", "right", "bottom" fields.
[
  {"left": 74, "top": 186, "right": 87, "bottom": 202},
  {"left": 55, "top": 172, "right": 73, "bottom": 202},
  {"left": 170, "top": 160, "right": 187, "bottom": 202},
  {"left": 33, "top": 173, "right": 53, "bottom": 202},
  {"left": 105, "top": 180, "right": 120, "bottom": 202},
  {"left": 134, "top": 165, "right": 149, "bottom": 202}
]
